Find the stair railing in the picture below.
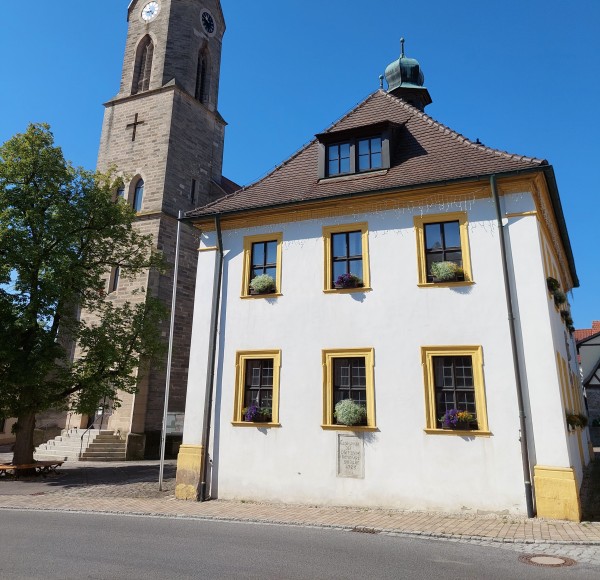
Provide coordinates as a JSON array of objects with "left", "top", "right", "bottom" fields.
[{"left": 79, "top": 425, "right": 95, "bottom": 459}]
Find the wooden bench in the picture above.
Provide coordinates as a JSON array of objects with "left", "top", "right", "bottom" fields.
[{"left": 0, "top": 461, "right": 64, "bottom": 478}]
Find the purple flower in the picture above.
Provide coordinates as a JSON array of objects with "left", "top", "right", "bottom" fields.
[
  {"left": 245, "top": 404, "right": 261, "bottom": 422},
  {"left": 334, "top": 273, "right": 362, "bottom": 288}
]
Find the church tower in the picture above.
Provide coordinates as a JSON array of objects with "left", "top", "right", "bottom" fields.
[{"left": 95, "top": 0, "right": 230, "bottom": 457}]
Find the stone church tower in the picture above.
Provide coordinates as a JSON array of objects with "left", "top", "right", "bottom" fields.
[{"left": 93, "top": 0, "right": 232, "bottom": 457}]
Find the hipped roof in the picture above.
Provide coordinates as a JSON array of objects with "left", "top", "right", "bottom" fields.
[{"left": 187, "top": 89, "right": 545, "bottom": 218}]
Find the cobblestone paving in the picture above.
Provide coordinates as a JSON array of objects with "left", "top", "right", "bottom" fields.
[{"left": 1, "top": 455, "right": 600, "bottom": 566}]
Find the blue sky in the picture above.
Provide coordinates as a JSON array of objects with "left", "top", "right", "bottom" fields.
[{"left": 1, "top": 1, "right": 598, "bottom": 326}]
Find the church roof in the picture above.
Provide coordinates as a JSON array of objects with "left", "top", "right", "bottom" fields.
[{"left": 187, "top": 90, "right": 546, "bottom": 219}]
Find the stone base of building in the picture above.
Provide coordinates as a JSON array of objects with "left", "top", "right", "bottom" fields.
[
  {"left": 126, "top": 433, "right": 146, "bottom": 460},
  {"left": 534, "top": 465, "right": 581, "bottom": 521},
  {"left": 175, "top": 444, "right": 204, "bottom": 501}
]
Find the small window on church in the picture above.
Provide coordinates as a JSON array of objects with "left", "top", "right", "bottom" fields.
[
  {"left": 190, "top": 179, "right": 197, "bottom": 204},
  {"left": 116, "top": 186, "right": 125, "bottom": 201},
  {"left": 133, "top": 179, "right": 144, "bottom": 212},
  {"left": 195, "top": 49, "right": 210, "bottom": 103},
  {"left": 108, "top": 266, "right": 120, "bottom": 294},
  {"left": 132, "top": 36, "right": 154, "bottom": 95}
]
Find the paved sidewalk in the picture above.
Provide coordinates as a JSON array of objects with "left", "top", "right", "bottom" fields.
[{"left": 1, "top": 452, "right": 600, "bottom": 565}]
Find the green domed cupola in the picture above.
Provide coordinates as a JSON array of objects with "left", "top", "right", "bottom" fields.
[{"left": 384, "top": 39, "right": 432, "bottom": 111}]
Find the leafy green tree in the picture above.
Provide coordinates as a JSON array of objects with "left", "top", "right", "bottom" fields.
[{"left": 0, "top": 124, "right": 166, "bottom": 465}]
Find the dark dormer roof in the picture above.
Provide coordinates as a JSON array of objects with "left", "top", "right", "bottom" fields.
[{"left": 187, "top": 89, "right": 545, "bottom": 219}]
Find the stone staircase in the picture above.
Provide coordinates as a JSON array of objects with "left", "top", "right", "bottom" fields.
[{"left": 34, "top": 428, "right": 126, "bottom": 462}]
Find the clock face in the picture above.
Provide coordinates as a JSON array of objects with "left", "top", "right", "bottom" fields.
[
  {"left": 201, "top": 10, "right": 216, "bottom": 35},
  {"left": 141, "top": 1, "right": 160, "bottom": 22}
]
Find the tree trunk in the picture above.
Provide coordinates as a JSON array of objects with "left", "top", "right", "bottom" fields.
[{"left": 12, "top": 411, "right": 36, "bottom": 466}]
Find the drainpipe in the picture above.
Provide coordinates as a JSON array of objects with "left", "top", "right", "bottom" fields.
[
  {"left": 200, "top": 215, "right": 224, "bottom": 501},
  {"left": 490, "top": 174, "right": 535, "bottom": 518}
]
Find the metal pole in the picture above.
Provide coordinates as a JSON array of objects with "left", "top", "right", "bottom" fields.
[{"left": 159, "top": 210, "right": 182, "bottom": 491}]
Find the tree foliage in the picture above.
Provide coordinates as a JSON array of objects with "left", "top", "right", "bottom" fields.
[{"left": 0, "top": 124, "right": 166, "bottom": 463}]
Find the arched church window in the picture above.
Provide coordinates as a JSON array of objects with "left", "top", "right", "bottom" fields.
[
  {"left": 195, "top": 49, "right": 210, "bottom": 103},
  {"left": 132, "top": 36, "right": 154, "bottom": 95},
  {"left": 133, "top": 179, "right": 144, "bottom": 212}
]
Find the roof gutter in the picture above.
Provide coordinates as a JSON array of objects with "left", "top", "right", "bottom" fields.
[{"left": 490, "top": 174, "right": 535, "bottom": 518}]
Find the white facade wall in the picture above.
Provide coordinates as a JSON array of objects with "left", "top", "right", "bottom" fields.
[{"left": 181, "top": 190, "right": 584, "bottom": 515}]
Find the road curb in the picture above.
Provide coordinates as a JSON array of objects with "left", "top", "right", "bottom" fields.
[{"left": 2, "top": 505, "right": 600, "bottom": 547}]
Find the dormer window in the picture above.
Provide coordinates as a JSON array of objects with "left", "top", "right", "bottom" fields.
[
  {"left": 327, "top": 143, "right": 351, "bottom": 176},
  {"left": 358, "top": 137, "right": 382, "bottom": 171},
  {"left": 317, "top": 122, "right": 396, "bottom": 180}
]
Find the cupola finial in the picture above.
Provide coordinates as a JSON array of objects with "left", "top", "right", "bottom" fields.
[{"left": 400, "top": 37, "right": 405, "bottom": 58}]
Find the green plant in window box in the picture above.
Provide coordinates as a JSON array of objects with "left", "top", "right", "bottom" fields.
[
  {"left": 546, "top": 277, "right": 561, "bottom": 292},
  {"left": 553, "top": 289, "right": 567, "bottom": 307},
  {"left": 249, "top": 274, "right": 276, "bottom": 295},
  {"left": 243, "top": 404, "right": 272, "bottom": 423},
  {"left": 565, "top": 412, "right": 587, "bottom": 430},
  {"left": 560, "top": 310, "right": 574, "bottom": 327},
  {"left": 334, "top": 273, "right": 363, "bottom": 289},
  {"left": 592, "top": 418, "right": 600, "bottom": 428},
  {"left": 334, "top": 399, "right": 367, "bottom": 426},
  {"left": 430, "top": 261, "right": 464, "bottom": 283}
]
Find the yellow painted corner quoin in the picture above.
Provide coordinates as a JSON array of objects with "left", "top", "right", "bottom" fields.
[
  {"left": 533, "top": 465, "right": 582, "bottom": 522},
  {"left": 175, "top": 444, "right": 204, "bottom": 501}
]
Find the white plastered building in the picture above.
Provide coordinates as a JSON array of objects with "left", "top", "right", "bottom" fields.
[{"left": 175, "top": 50, "right": 590, "bottom": 521}]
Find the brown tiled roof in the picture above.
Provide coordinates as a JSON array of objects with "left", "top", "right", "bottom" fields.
[
  {"left": 575, "top": 322, "right": 600, "bottom": 344},
  {"left": 188, "top": 90, "right": 546, "bottom": 218},
  {"left": 220, "top": 175, "right": 241, "bottom": 195}
]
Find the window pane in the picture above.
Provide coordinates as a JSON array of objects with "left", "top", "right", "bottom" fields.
[
  {"left": 251, "top": 243, "right": 264, "bottom": 267},
  {"left": 443, "top": 222, "right": 461, "bottom": 248},
  {"left": 332, "top": 233, "right": 347, "bottom": 258},
  {"left": 371, "top": 152, "right": 382, "bottom": 169},
  {"left": 265, "top": 241, "right": 277, "bottom": 265},
  {"left": 358, "top": 155, "right": 370, "bottom": 171},
  {"left": 265, "top": 267, "right": 277, "bottom": 280},
  {"left": 371, "top": 138, "right": 382, "bottom": 153},
  {"left": 425, "top": 223, "right": 442, "bottom": 250},
  {"left": 329, "top": 160, "right": 339, "bottom": 175},
  {"left": 340, "top": 157, "right": 351, "bottom": 173},
  {"left": 328, "top": 145, "right": 339, "bottom": 161},
  {"left": 349, "top": 259, "right": 362, "bottom": 279},
  {"left": 358, "top": 139, "right": 370, "bottom": 155},
  {"left": 333, "top": 261, "right": 346, "bottom": 280},
  {"left": 348, "top": 231, "right": 362, "bottom": 256},
  {"left": 340, "top": 143, "right": 351, "bottom": 158},
  {"left": 445, "top": 252, "right": 462, "bottom": 265}
]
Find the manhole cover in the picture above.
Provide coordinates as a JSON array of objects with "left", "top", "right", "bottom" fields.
[{"left": 519, "top": 554, "right": 576, "bottom": 567}]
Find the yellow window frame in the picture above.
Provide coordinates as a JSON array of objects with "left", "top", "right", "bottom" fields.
[
  {"left": 321, "top": 348, "right": 376, "bottom": 431},
  {"left": 241, "top": 232, "right": 283, "bottom": 298},
  {"left": 322, "top": 222, "right": 371, "bottom": 293},
  {"left": 421, "top": 345, "right": 490, "bottom": 436},
  {"left": 414, "top": 211, "right": 473, "bottom": 287},
  {"left": 232, "top": 350, "right": 281, "bottom": 427}
]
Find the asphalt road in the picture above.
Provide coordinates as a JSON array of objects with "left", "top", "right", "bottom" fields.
[{"left": 0, "top": 510, "right": 595, "bottom": 579}]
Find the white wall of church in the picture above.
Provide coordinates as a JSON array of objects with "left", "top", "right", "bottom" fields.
[{"left": 183, "top": 191, "right": 583, "bottom": 514}]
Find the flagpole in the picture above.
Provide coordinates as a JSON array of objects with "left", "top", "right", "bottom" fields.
[{"left": 159, "top": 210, "right": 182, "bottom": 490}]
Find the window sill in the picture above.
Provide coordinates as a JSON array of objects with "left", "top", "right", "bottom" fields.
[
  {"left": 319, "top": 169, "right": 388, "bottom": 183},
  {"left": 240, "top": 292, "right": 282, "bottom": 300},
  {"left": 417, "top": 281, "right": 475, "bottom": 288},
  {"left": 321, "top": 424, "right": 378, "bottom": 432},
  {"left": 424, "top": 428, "right": 491, "bottom": 437},
  {"left": 323, "top": 287, "right": 372, "bottom": 294},
  {"left": 231, "top": 421, "right": 281, "bottom": 428}
]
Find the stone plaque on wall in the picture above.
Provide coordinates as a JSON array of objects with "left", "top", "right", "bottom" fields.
[{"left": 337, "top": 433, "right": 364, "bottom": 478}]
